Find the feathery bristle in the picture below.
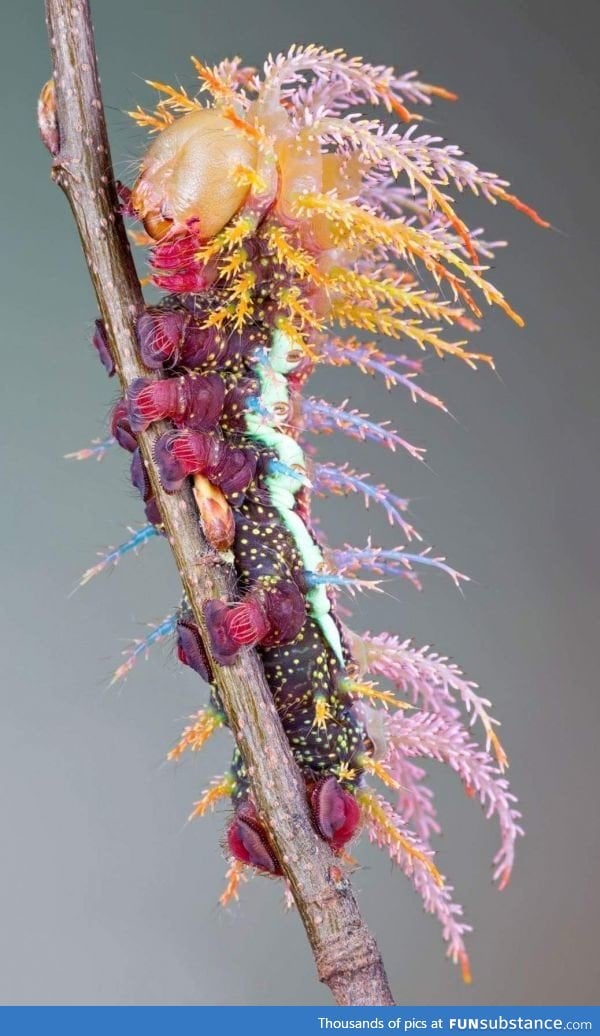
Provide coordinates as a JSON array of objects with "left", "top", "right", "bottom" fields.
[
  {"left": 189, "top": 775, "right": 234, "bottom": 821},
  {"left": 168, "top": 709, "right": 224, "bottom": 762}
]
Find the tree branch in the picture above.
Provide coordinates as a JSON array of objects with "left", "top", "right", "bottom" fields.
[{"left": 42, "top": 0, "right": 394, "bottom": 1006}]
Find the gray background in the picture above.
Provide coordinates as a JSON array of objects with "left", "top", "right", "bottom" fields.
[{"left": 1, "top": 0, "right": 598, "bottom": 1007}]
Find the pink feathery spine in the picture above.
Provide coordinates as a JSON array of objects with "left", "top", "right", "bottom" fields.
[{"left": 43, "top": 0, "right": 544, "bottom": 997}]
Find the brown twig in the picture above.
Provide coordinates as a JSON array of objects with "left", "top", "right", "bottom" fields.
[{"left": 42, "top": 0, "right": 394, "bottom": 1006}]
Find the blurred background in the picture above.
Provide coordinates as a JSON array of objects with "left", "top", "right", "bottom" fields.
[{"left": 1, "top": 0, "right": 599, "bottom": 1007}]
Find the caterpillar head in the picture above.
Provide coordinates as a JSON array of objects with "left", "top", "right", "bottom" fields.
[
  {"left": 130, "top": 85, "right": 360, "bottom": 277},
  {"left": 131, "top": 108, "right": 258, "bottom": 241}
]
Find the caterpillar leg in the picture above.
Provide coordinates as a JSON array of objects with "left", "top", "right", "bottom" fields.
[
  {"left": 153, "top": 428, "right": 256, "bottom": 500},
  {"left": 227, "top": 800, "right": 282, "bottom": 875},
  {"left": 225, "top": 777, "right": 362, "bottom": 879},
  {"left": 203, "top": 579, "right": 305, "bottom": 665},
  {"left": 309, "top": 777, "right": 361, "bottom": 851},
  {"left": 127, "top": 372, "right": 226, "bottom": 433},
  {"left": 135, "top": 303, "right": 268, "bottom": 371}
]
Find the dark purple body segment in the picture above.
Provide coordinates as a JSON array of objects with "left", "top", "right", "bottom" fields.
[
  {"left": 153, "top": 428, "right": 257, "bottom": 499},
  {"left": 127, "top": 373, "right": 226, "bottom": 433},
  {"left": 136, "top": 302, "right": 268, "bottom": 372}
]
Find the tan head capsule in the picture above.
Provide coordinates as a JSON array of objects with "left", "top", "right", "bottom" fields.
[{"left": 131, "top": 109, "right": 258, "bottom": 241}]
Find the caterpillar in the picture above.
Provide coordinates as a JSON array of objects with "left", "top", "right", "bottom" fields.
[{"left": 77, "top": 47, "right": 545, "bottom": 980}]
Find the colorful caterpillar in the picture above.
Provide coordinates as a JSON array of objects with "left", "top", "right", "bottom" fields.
[{"left": 77, "top": 47, "right": 545, "bottom": 980}]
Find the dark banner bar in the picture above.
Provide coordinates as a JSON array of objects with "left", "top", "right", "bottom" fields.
[{"left": 0, "top": 1005, "right": 598, "bottom": 1036}]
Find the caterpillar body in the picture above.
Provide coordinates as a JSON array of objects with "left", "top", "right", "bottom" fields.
[
  {"left": 113, "top": 296, "right": 371, "bottom": 856},
  {"left": 80, "top": 47, "right": 544, "bottom": 979}
]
